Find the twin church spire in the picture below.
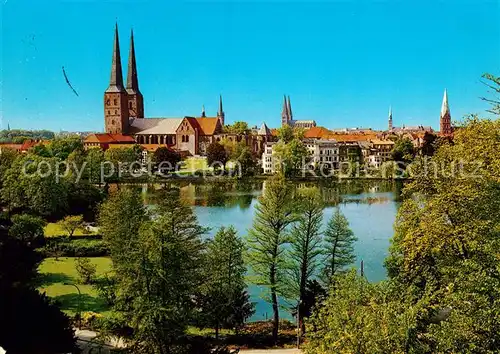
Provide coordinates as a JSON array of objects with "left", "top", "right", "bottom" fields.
[
  {"left": 105, "top": 23, "right": 224, "bottom": 132},
  {"left": 105, "top": 22, "right": 143, "bottom": 134}
]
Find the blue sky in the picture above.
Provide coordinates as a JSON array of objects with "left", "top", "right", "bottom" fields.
[{"left": 2, "top": 0, "right": 499, "bottom": 132}]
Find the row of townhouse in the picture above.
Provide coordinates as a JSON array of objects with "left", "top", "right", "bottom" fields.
[{"left": 261, "top": 138, "right": 394, "bottom": 174}]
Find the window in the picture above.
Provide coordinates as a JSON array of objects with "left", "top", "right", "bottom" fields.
[
  {"left": 186, "top": 135, "right": 189, "bottom": 142},
  {"left": 113, "top": 99, "right": 117, "bottom": 105},
  {"left": 106, "top": 99, "right": 110, "bottom": 106},
  {"left": 129, "top": 101, "right": 133, "bottom": 109},
  {"left": 114, "top": 110, "right": 117, "bottom": 114}
]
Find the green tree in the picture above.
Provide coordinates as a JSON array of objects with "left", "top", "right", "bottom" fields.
[
  {"left": 98, "top": 188, "right": 147, "bottom": 276},
  {"left": 99, "top": 189, "right": 209, "bottom": 352},
  {"left": 124, "top": 193, "right": 207, "bottom": 352},
  {"left": 75, "top": 257, "right": 97, "bottom": 284},
  {"left": 287, "top": 187, "right": 324, "bottom": 334},
  {"left": 85, "top": 147, "right": 105, "bottom": 183},
  {"left": 206, "top": 142, "right": 229, "bottom": 170},
  {"left": 231, "top": 142, "right": 257, "bottom": 176},
  {"left": 104, "top": 146, "right": 138, "bottom": 166},
  {"left": 224, "top": 121, "right": 249, "bottom": 134},
  {"left": 305, "top": 271, "right": 420, "bottom": 354},
  {"left": 0, "top": 218, "right": 76, "bottom": 354},
  {"left": 385, "top": 117, "right": 500, "bottom": 352},
  {"left": 277, "top": 125, "right": 295, "bottom": 143},
  {"left": 420, "top": 132, "right": 438, "bottom": 156},
  {"left": 1, "top": 154, "right": 70, "bottom": 218},
  {"left": 391, "top": 137, "right": 415, "bottom": 164},
  {"left": 30, "top": 144, "right": 52, "bottom": 157},
  {"left": 321, "top": 208, "right": 357, "bottom": 285},
  {"left": 9, "top": 214, "right": 46, "bottom": 247},
  {"left": 273, "top": 138, "right": 310, "bottom": 177},
  {"left": 153, "top": 146, "right": 181, "bottom": 171},
  {"left": 48, "top": 135, "right": 84, "bottom": 160},
  {"left": 246, "top": 174, "right": 297, "bottom": 343},
  {"left": 0, "top": 147, "right": 18, "bottom": 182},
  {"left": 480, "top": 72, "right": 500, "bottom": 115},
  {"left": 199, "top": 226, "right": 254, "bottom": 338},
  {"left": 57, "top": 215, "right": 84, "bottom": 237}
]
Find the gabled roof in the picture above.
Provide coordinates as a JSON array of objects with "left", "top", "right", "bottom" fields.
[
  {"left": 303, "top": 126, "right": 331, "bottom": 139},
  {"left": 129, "top": 118, "right": 184, "bottom": 135},
  {"left": 84, "top": 133, "right": 136, "bottom": 144},
  {"left": 186, "top": 117, "right": 221, "bottom": 136},
  {"left": 258, "top": 123, "right": 272, "bottom": 136}
]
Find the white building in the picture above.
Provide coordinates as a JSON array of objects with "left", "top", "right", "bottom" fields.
[
  {"left": 366, "top": 139, "right": 395, "bottom": 168},
  {"left": 262, "top": 139, "right": 340, "bottom": 174},
  {"left": 262, "top": 142, "right": 277, "bottom": 174}
]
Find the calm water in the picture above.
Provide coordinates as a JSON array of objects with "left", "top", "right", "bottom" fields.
[{"left": 133, "top": 179, "right": 402, "bottom": 320}]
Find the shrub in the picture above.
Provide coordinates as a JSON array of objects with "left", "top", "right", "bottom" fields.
[
  {"left": 42, "top": 238, "right": 109, "bottom": 257},
  {"left": 80, "top": 311, "right": 103, "bottom": 329},
  {"left": 75, "top": 257, "right": 96, "bottom": 284},
  {"left": 93, "top": 275, "right": 116, "bottom": 307}
]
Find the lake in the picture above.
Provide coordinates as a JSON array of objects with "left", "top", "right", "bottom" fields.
[{"left": 133, "top": 179, "right": 402, "bottom": 321}]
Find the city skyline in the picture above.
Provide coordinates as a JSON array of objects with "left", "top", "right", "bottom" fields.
[{"left": 2, "top": 1, "right": 499, "bottom": 132}]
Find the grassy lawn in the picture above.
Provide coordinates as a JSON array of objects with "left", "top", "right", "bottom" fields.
[
  {"left": 44, "top": 223, "right": 97, "bottom": 237},
  {"left": 38, "top": 257, "right": 112, "bottom": 315}
]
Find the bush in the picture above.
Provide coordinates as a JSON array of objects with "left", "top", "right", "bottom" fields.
[
  {"left": 75, "top": 257, "right": 96, "bottom": 284},
  {"left": 93, "top": 275, "right": 116, "bottom": 307},
  {"left": 42, "top": 238, "right": 109, "bottom": 257},
  {"left": 80, "top": 311, "right": 103, "bottom": 329}
]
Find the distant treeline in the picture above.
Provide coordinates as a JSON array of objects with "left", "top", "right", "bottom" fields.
[{"left": 0, "top": 129, "right": 55, "bottom": 143}]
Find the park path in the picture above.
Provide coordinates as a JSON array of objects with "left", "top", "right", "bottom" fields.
[{"left": 76, "top": 329, "right": 303, "bottom": 354}]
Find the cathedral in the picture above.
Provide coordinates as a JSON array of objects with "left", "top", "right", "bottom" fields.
[
  {"left": 281, "top": 95, "right": 317, "bottom": 128},
  {"left": 85, "top": 24, "right": 273, "bottom": 156}
]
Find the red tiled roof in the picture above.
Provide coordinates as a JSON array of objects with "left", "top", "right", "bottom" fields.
[
  {"left": 21, "top": 139, "right": 49, "bottom": 151},
  {"left": 0, "top": 143, "right": 23, "bottom": 151},
  {"left": 84, "top": 133, "right": 136, "bottom": 144},
  {"left": 303, "top": 126, "right": 332, "bottom": 139},
  {"left": 185, "top": 117, "right": 221, "bottom": 136}
]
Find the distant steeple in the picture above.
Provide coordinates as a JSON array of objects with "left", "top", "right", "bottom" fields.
[
  {"left": 388, "top": 105, "right": 393, "bottom": 131},
  {"left": 201, "top": 105, "right": 206, "bottom": 118},
  {"left": 281, "top": 95, "right": 289, "bottom": 127},
  {"left": 441, "top": 89, "right": 450, "bottom": 117},
  {"left": 217, "top": 94, "right": 225, "bottom": 126},
  {"left": 106, "top": 23, "right": 126, "bottom": 93},
  {"left": 126, "top": 29, "right": 140, "bottom": 94},
  {"left": 287, "top": 95, "right": 293, "bottom": 121},
  {"left": 104, "top": 23, "right": 129, "bottom": 134},
  {"left": 440, "top": 89, "right": 452, "bottom": 135},
  {"left": 125, "top": 28, "right": 144, "bottom": 118},
  {"left": 7, "top": 123, "right": 10, "bottom": 131}
]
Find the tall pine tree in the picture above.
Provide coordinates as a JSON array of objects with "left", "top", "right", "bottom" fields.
[
  {"left": 287, "top": 187, "right": 324, "bottom": 334},
  {"left": 321, "top": 208, "right": 357, "bottom": 285},
  {"left": 199, "top": 226, "right": 254, "bottom": 338},
  {"left": 246, "top": 174, "right": 297, "bottom": 343}
]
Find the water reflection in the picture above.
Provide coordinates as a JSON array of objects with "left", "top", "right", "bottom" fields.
[{"left": 108, "top": 179, "right": 404, "bottom": 321}]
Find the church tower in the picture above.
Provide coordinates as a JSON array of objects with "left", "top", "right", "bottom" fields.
[
  {"left": 287, "top": 95, "right": 293, "bottom": 121},
  {"left": 281, "top": 95, "right": 289, "bottom": 127},
  {"left": 217, "top": 95, "right": 225, "bottom": 126},
  {"left": 440, "top": 89, "right": 452, "bottom": 136},
  {"left": 388, "top": 106, "right": 393, "bottom": 131},
  {"left": 104, "top": 24, "right": 129, "bottom": 134},
  {"left": 126, "top": 29, "right": 144, "bottom": 118}
]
